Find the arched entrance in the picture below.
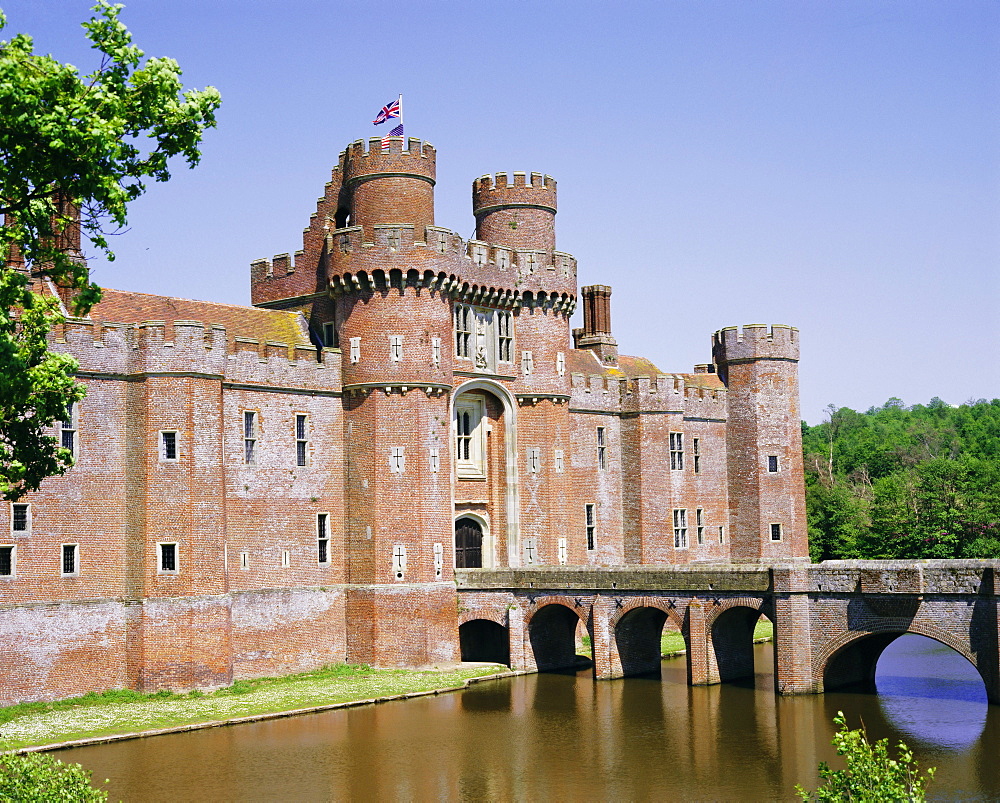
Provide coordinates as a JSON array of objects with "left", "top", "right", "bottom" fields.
[
  {"left": 455, "top": 517, "right": 483, "bottom": 568},
  {"left": 459, "top": 619, "right": 510, "bottom": 665}
]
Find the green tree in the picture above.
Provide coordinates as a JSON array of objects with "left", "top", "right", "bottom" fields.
[
  {"left": 0, "top": 751, "right": 108, "bottom": 800},
  {"left": 0, "top": 1, "right": 220, "bottom": 500},
  {"left": 797, "top": 712, "right": 934, "bottom": 802}
]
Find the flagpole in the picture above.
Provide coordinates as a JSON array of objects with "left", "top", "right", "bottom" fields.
[{"left": 398, "top": 94, "right": 404, "bottom": 143}]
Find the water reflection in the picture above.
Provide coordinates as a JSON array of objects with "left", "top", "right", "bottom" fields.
[
  {"left": 60, "top": 640, "right": 1000, "bottom": 802},
  {"left": 876, "top": 634, "right": 988, "bottom": 751}
]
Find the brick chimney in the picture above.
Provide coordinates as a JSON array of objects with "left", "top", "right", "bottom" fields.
[{"left": 573, "top": 284, "right": 618, "bottom": 365}]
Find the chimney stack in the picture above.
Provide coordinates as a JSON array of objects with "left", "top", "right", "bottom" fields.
[{"left": 573, "top": 284, "right": 618, "bottom": 364}]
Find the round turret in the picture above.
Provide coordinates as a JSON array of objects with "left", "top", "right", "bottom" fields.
[
  {"left": 472, "top": 172, "right": 557, "bottom": 252},
  {"left": 340, "top": 137, "right": 436, "bottom": 240}
]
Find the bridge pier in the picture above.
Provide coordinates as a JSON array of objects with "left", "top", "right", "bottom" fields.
[
  {"left": 772, "top": 567, "right": 820, "bottom": 694},
  {"left": 687, "top": 599, "right": 715, "bottom": 685}
]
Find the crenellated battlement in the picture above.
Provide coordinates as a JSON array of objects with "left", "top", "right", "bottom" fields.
[
  {"left": 338, "top": 137, "right": 436, "bottom": 186},
  {"left": 712, "top": 324, "right": 799, "bottom": 364},
  {"left": 569, "top": 370, "right": 728, "bottom": 419},
  {"left": 53, "top": 318, "right": 341, "bottom": 390},
  {"left": 250, "top": 250, "right": 307, "bottom": 284},
  {"left": 324, "top": 223, "right": 577, "bottom": 301},
  {"left": 472, "top": 171, "right": 557, "bottom": 214}
]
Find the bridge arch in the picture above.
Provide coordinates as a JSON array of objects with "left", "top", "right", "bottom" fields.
[
  {"left": 817, "top": 621, "right": 984, "bottom": 696},
  {"left": 706, "top": 597, "right": 773, "bottom": 684},
  {"left": 525, "top": 597, "right": 591, "bottom": 672},
  {"left": 459, "top": 618, "right": 511, "bottom": 666}
]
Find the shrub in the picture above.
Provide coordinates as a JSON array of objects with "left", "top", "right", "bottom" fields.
[
  {"left": 797, "top": 712, "right": 934, "bottom": 802},
  {"left": 0, "top": 751, "right": 107, "bottom": 801}
]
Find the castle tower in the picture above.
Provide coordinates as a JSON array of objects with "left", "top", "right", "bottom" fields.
[
  {"left": 333, "top": 137, "right": 458, "bottom": 667},
  {"left": 573, "top": 284, "right": 618, "bottom": 365},
  {"left": 712, "top": 324, "right": 808, "bottom": 562},
  {"left": 340, "top": 137, "right": 436, "bottom": 240},
  {"left": 472, "top": 172, "right": 556, "bottom": 253}
]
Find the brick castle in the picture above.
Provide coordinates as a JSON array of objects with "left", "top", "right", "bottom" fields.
[{"left": 0, "top": 136, "right": 807, "bottom": 703}]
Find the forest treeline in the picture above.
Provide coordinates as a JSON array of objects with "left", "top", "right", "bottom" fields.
[{"left": 801, "top": 398, "right": 1000, "bottom": 562}]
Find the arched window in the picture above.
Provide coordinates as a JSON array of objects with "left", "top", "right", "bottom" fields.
[
  {"left": 455, "top": 518, "right": 483, "bottom": 568},
  {"left": 455, "top": 396, "right": 486, "bottom": 478}
]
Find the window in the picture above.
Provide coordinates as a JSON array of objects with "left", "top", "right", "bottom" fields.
[
  {"left": 455, "top": 304, "right": 472, "bottom": 358},
  {"left": 455, "top": 397, "right": 486, "bottom": 478},
  {"left": 585, "top": 504, "right": 596, "bottom": 550},
  {"left": 558, "top": 537, "right": 567, "bottom": 565},
  {"left": 11, "top": 503, "right": 29, "bottom": 534},
  {"left": 527, "top": 447, "right": 541, "bottom": 474},
  {"left": 670, "top": 432, "right": 684, "bottom": 470},
  {"left": 521, "top": 350, "right": 533, "bottom": 376},
  {"left": 719, "top": 526, "right": 725, "bottom": 544},
  {"left": 281, "top": 549, "right": 291, "bottom": 568},
  {"left": 295, "top": 414, "right": 309, "bottom": 467},
  {"left": 389, "top": 447, "right": 405, "bottom": 474},
  {"left": 770, "top": 523, "right": 783, "bottom": 541},
  {"left": 322, "top": 321, "right": 338, "bottom": 349},
  {"left": 696, "top": 508, "right": 705, "bottom": 545},
  {"left": 693, "top": 438, "right": 700, "bottom": 474},
  {"left": 431, "top": 337, "right": 441, "bottom": 368},
  {"left": 244, "top": 411, "right": 257, "bottom": 464},
  {"left": 429, "top": 447, "right": 440, "bottom": 473},
  {"left": 597, "top": 427, "right": 606, "bottom": 470},
  {"left": 240, "top": 551, "right": 249, "bottom": 569},
  {"left": 389, "top": 335, "right": 403, "bottom": 362},
  {"left": 61, "top": 543, "right": 78, "bottom": 575},
  {"left": 768, "top": 455, "right": 779, "bottom": 473},
  {"left": 160, "top": 431, "right": 178, "bottom": 461},
  {"left": 554, "top": 449, "right": 564, "bottom": 473},
  {"left": 350, "top": 337, "right": 361, "bottom": 364},
  {"left": 673, "top": 509, "right": 688, "bottom": 549},
  {"left": 317, "top": 513, "right": 330, "bottom": 564},
  {"left": 159, "top": 543, "right": 178, "bottom": 573},
  {"left": 0, "top": 545, "right": 13, "bottom": 577},
  {"left": 60, "top": 404, "right": 77, "bottom": 458},
  {"left": 556, "top": 352, "right": 565, "bottom": 376},
  {"left": 497, "top": 311, "right": 513, "bottom": 362}
]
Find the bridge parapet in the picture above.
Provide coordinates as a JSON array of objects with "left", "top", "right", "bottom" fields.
[
  {"left": 455, "top": 565, "right": 772, "bottom": 592},
  {"left": 788, "top": 560, "right": 1000, "bottom": 596}
]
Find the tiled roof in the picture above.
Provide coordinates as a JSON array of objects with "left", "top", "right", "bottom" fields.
[
  {"left": 88, "top": 288, "right": 311, "bottom": 346},
  {"left": 567, "top": 349, "right": 725, "bottom": 389}
]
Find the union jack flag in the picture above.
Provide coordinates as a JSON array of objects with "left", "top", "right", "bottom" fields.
[{"left": 373, "top": 98, "right": 401, "bottom": 125}]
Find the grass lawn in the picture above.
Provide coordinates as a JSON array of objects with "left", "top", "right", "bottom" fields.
[{"left": 0, "top": 663, "right": 507, "bottom": 751}]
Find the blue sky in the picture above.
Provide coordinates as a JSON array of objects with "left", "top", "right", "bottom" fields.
[{"left": 4, "top": 0, "right": 998, "bottom": 423}]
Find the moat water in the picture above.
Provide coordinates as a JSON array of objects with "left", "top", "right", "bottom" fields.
[{"left": 60, "top": 635, "right": 997, "bottom": 801}]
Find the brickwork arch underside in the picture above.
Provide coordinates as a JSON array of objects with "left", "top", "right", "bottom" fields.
[
  {"left": 816, "top": 619, "right": 987, "bottom": 696},
  {"left": 525, "top": 598, "right": 592, "bottom": 672}
]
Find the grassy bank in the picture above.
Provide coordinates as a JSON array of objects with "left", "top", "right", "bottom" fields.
[{"left": 0, "top": 663, "right": 507, "bottom": 751}]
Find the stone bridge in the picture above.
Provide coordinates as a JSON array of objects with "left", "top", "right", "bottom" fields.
[{"left": 454, "top": 560, "right": 1000, "bottom": 704}]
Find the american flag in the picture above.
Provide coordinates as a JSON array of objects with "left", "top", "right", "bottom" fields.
[
  {"left": 372, "top": 98, "right": 401, "bottom": 125},
  {"left": 381, "top": 124, "right": 404, "bottom": 152}
]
